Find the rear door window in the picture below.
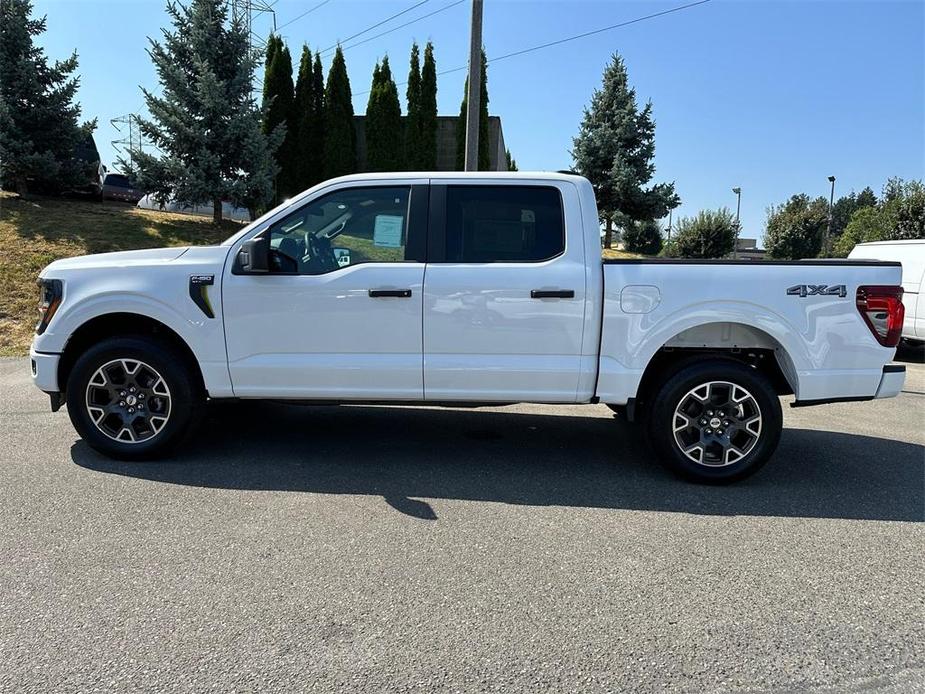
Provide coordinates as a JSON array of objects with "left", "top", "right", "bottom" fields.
[{"left": 444, "top": 186, "right": 565, "bottom": 263}]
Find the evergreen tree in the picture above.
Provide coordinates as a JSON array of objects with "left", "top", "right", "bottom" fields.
[
  {"left": 293, "top": 44, "right": 317, "bottom": 192},
  {"left": 262, "top": 35, "right": 282, "bottom": 111},
  {"left": 365, "top": 56, "right": 404, "bottom": 172},
  {"left": 505, "top": 149, "right": 518, "bottom": 171},
  {"left": 404, "top": 42, "right": 423, "bottom": 169},
  {"left": 419, "top": 41, "right": 438, "bottom": 169},
  {"left": 0, "top": 0, "right": 96, "bottom": 195},
  {"left": 131, "top": 0, "right": 280, "bottom": 222},
  {"left": 322, "top": 46, "right": 356, "bottom": 179},
  {"left": 622, "top": 219, "right": 663, "bottom": 255},
  {"left": 831, "top": 186, "right": 877, "bottom": 239},
  {"left": 455, "top": 49, "right": 490, "bottom": 170},
  {"left": 572, "top": 53, "right": 679, "bottom": 248},
  {"left": 309, "top": 51, "right": 326, "bottom": 186},
  {"left": 262, "top": 35, "right": 295, "bottom": 200}
]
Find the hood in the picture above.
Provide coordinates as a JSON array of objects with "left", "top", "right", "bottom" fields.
[{"left": 41, "top": 246, "right": 191, "bottom": 275}]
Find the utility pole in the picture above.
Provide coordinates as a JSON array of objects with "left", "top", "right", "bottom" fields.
[
  {"left": 666, "top": 208, "right": 673, "bottom": 242},
  {"left": 732, "top": 186, "right": 742, "bottom": 259},
  {"left": 464, "top": 0, "right": 484, "bottom": 172},
  {"left": 826, "top": 175, "right": 836, "bottom": 256}
]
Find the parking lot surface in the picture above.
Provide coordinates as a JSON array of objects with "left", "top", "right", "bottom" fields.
[{"left": 1, "top": 355, "right": 923, "bottom": 693}]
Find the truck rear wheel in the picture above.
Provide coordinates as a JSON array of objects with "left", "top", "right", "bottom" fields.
[
  {"left": 66, "top": 336, "right": 201, "bottom": 460},
  {"left": 645, "top": 358, "right": 782, "bottom": 484}
]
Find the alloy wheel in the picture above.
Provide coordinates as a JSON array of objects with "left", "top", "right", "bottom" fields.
[
  {"left": 84, "top": 358, "right": 172, "bottom": 443},
  {"left": 672, "top": 380, "right": 762, "bottom": 467}
]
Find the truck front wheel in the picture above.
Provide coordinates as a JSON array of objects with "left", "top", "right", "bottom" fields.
[
  {"left": 645, "top": 359, "right": 782, "bottom": 484},
  {"left": 66, "top": 336, "right": 201, "bottom": 460}
]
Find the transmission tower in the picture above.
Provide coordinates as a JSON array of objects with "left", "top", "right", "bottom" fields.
[
  {"left": 230, "top": 0, "right": 277, "bottom": 54},
  {"left": 110, "top": 113, "right": 147, "bottom": 170}
]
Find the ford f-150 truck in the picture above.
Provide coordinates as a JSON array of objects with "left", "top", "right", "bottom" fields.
[{"left": 30, "top": 172, "right": 907, "bottom": 482}]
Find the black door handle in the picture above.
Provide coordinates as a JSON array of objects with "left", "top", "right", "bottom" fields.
[
  {"left": 531, "top": 289, "right": 575, "bottom": 299},
  {"left": 368, "top": 289, "right": 412, "bottom": 298}
]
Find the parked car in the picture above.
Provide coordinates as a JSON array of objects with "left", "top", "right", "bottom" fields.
[
  {"left": 100, "top": 173, "right": 144, "bottom": 203},
  {"left": 30, "top": 172, "right": 906, "bottom": 483},
  {"left": 849, "top": 239, "right": 924, "bottom": 344}
]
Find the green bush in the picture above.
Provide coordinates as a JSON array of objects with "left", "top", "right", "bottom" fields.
[
  {"left": 665, "top": 208, "right": 736, "bottom": 258},
  {"left": 833, "top": 179, "right": 924, "bottom": 256},
  {"left": 763, "top": 194, "right": 828, "bottom": 259}
]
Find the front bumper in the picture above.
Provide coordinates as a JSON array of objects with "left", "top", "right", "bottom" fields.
[{"left": 30, "top": 347, "right": 60, "bottom": 393}]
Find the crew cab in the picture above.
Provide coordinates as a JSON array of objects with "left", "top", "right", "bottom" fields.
[{"left": 31, "top": 172, "right": 906, "bottom": 483}]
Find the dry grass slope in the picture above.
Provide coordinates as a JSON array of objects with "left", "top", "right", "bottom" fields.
[{"left": 0, "top": 192, "right": 241, "bottom": 356}]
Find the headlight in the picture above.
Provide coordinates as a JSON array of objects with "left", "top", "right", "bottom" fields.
[{"left": 36, "top": 279, "right": 63, "bottom": 335}]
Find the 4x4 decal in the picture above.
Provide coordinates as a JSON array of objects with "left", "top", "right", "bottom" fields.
[{"left": 786, "top": 284, "right": 847, "bottom": 298}]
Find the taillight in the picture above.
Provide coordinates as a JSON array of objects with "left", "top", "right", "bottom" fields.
[
  {"left": 36, "top": 279, "right": 63, "bottom": 335},
  {"left": 856, "top": 285, "right": 904, "bottom": 348}
]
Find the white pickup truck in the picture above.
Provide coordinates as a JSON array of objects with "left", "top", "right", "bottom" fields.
[{"left": 31, "top": 172, "right": 907, "bottom": 482}]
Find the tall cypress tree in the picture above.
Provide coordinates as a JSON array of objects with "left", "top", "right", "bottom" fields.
[
  {"left": 322, "top": 46, "right": 356, "bottom": 179},
  {"left": 365, "top": 56, "right": 403, "bottom": 172},
  {"left": 404, "top": 42, "right": 422, "bottom": 169},
  {"left": 293, "top": 44, "right": 315, "bottom": 192},
  {"left": 131, "top": 0, "right": 280, "bottom": 222},
  {"left": 309, "top": 51, "right": 325, "bottom": 186},
  {"left": 262, "top": 35, "right": 281, "bottom": 111},
  {"left": 455, "top": 49, "right": 489, "bottom": 171},
  {"left": 0, "top": 0, "right": 96, "bottom": 195},
  {"left": 572, "top": 53, "right": 679, "bottom": 247},
  {"left": 419, "top": 41, "right": 438, "bottom": 170},
  {"left": 262, "top": 37, "right": 295, "bottom": 200}
]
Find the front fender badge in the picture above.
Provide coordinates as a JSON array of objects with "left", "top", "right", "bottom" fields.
[{"left": 189, "top": 274, "right": 215, "bottom": 318}]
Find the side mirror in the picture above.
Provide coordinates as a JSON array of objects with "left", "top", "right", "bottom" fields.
[{"left": 236, "top": 236, "right": 269, "bottom": 274}]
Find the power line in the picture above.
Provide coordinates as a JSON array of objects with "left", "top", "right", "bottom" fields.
[
  {"left": 277, "top": 0, "right": 335, "bottom": 32},
  {"left": 488, "top": 0, "right": 711, "bottom": 65},
  {"left": 336, "top": 0, "right": 465, "bottom": 55},
  {"left": 320, "top": 0, "right": 433, "bottom": 54},
  {"left": 351, "top": 0, "right": 712, "bottom": 97}
]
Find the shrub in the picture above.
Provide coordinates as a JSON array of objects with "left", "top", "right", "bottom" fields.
[{"left": 666, "top": 208, "right": 736, "bottom": 258}]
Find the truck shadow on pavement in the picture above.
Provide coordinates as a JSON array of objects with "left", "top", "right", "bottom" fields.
[{"left": 71, "top": 402, "right": 924, "bottom": 523}]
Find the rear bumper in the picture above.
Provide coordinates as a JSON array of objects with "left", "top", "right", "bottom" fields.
[
  {"left": 874, "top": 364, "right": 905, "bottom": 399},
  {"left": 791, "top": 364, "right": 905, "bottom": 407}
]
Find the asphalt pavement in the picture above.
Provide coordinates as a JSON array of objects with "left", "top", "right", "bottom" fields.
[{"left": 1, "top": 355, "right": 923, "bottom": 693}]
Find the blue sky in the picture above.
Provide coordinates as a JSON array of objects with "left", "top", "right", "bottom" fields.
[{"left": 33, "top": 0, "right": 925, "bottom": 240}]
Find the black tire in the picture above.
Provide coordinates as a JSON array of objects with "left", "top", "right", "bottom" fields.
[
  {"left": 65, "top": 336, "right": 202, "bottom": 460},
  {"left": 645, "top": 358, "right": 782, "bottom": 484}
]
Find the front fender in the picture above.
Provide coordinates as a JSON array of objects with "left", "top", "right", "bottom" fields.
[{"left": 33, "top": 260, "right": 233, "bottom": 397}]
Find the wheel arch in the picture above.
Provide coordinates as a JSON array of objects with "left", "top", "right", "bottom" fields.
[
  {"left": 57, "top": 312, "right": 206, "bottom": 398},
  {"left": 630, "top": 321, "right": 798, "bottom": 420}
]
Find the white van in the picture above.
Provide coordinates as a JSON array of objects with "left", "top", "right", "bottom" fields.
[{"left": 849, "top": 240, "right": 925, "bottom": 342}]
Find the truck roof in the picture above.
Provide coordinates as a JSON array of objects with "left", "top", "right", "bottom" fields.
[{"left": 320, "top": 171, "right": 588, "bottom": 184}]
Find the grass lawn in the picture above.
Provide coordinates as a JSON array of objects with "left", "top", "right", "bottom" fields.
[{"left": 0, "top": 192, "right": 241, "bottom": 356}]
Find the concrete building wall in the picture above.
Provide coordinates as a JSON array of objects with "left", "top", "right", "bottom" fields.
[{"left": 354, "top": 115, "right": 506, "bottom": 172}]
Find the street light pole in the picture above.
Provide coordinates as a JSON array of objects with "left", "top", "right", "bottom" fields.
[
  {"left": 826, "top": 175, "right": 836, "bottom": 256},
  {"left": 667, "top": 208, "right": 673, "bottom": 242},
  {"left": 463, "top": 0, "right": 484, "bottom": 172},
  {"left": 732, "top": 187, "right": 741, "bottom": 259}
]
